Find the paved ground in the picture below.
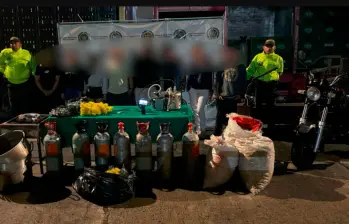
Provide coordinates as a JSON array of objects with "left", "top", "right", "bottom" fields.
[{"left": 2, "top": 141, "right": 349, "bottom": 224}]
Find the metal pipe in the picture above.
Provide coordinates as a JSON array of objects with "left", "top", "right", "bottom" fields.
[
  {"left": 57, "top": 16, "right": 224, "bottom": 25},
  {"left": 293, "top": 7, "right": 300, "bottom": 74},
  {"left": 158, "top": 6, "right": 225, "bottom": 13},
  {"left": 224, "top": 6, "right": 228, "bottom": 46}
]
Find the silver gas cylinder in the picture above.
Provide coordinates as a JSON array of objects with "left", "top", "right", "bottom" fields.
[
  {"left": 94, "top": 122, "right": 110, "bottom": 169},
  {"left": 72, "top": 120, "right": 90, "bottom": 171},
  {"left": 135, "top": 122, "right": 152, "bottom": 172},
  {"left": 112, "top": 122, "right": 131, "bottom": 171},
  {"left": 135, "top": 121, "right": 153, "bottom": 196},
  {"left": 43, "top": 122, "right": 63, "bottom": 173},
  {"left": 156, "top": 122, "right": 174, "bottom": 183}
]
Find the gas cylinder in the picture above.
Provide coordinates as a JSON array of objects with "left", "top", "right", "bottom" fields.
[
  {"left": 72, "top": 120, "right": 91, "bottom": 171},
  {"left": 156, "top": 122, "right": 174, "bottom": 186},
  {"left": 43, "top": 122, "right": 63, "bottom": 173},
  {"left": 135, "top": 121, "right": 153, "bottom": 195},
  {"left": 182, "top": 122, "right": 200, "bottom": 189},
  {"left": 135, "top": 122, "right": 152, "bottom": 172},
  {"left": 112, "top": 122, "right": 131, "bottom": 171},
  {"left": 94, "top": 122, "right": 111, "bottom": 169}
]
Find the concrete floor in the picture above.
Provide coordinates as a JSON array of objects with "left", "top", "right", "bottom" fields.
[{"left": 2, "top": 141, "right": 349, "bottom": 224}]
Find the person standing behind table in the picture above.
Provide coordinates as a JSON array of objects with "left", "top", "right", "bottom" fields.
[
  {"left": 186, "top": 72, "right": 214, "bottom": 136},
  {"left": 105, "top": 48, "right": 134, "bottom": 106},
  {"left": 213, "top": 68, "right": 241, "bottom": 136},
  {"left": 35, "top": 64, "right": 64, "bottom": 113},
  {"left": 0, "top": 37, "right": 36, "bottom": 116},
  {"left": 83, "top": 56, "right": 108, "bottom": 101},
  {"left": 159, "top": 46, "right": 181, "bottom": 90},
  {"left": 246, "top": 39, "right": 284, "bottom": 129},
  {"left": 61, "top": 70, "right": 88, "bottom": 103},
  {"left": 133, "top": 47, "right": 159, "bottom": 104},
  {"left": 84, "top": 74, "right": 108, "bottom": 102}
]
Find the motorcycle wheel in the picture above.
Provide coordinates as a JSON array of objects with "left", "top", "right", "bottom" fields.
[{"left": 291, "top": 134, "right": 316, "bottom": 170}]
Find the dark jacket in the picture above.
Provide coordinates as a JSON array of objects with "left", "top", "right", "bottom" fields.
[
  {"left": 186, "top": 72, "right": 213, "bottom": 90},
  {"left": 133, "top": 57, "right": 160, "bottom": 88}
]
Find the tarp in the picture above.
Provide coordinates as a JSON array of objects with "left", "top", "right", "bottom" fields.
[{"left": 57, "top": 17, "right": 224, "bottom": 45}]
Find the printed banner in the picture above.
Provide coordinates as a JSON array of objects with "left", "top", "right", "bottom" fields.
[{"left": 57, "top": 17, "right": 224, "bottom": 45}]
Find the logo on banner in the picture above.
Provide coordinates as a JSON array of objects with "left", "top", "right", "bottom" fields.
[
  {"left": 141, "top": 30, "right": 154, "bottom": 39},
  {"left": 173, "top": 29, "right": 187, "bottom": 39},
  {"left": 109, "top": 31, "right": 123, "bottom": 39},
  {"left": 207, "top": 27, "right": 220, "bottom": 39},
  {"left": 78, "top": 32, "right": 89, "bottom": 41}
]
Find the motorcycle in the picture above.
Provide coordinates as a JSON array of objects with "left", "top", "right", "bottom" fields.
[{"left": 291, "top": 51, "right": 349, "bottom": 169}]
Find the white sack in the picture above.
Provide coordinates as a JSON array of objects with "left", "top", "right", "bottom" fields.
[
  {"left": 203, "top": 135, "right": 239, "bottom": 189},
  {"left": 223, "top": 113, "right": 275, "bottom": 195},
  {"left": 182, "top": 91, "right": 191, "bottom": 105},
  {"left": 204, "top": 100, "right": 217, "bottom": 128}
]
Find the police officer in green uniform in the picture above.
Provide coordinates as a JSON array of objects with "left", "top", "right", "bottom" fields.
[
  {"left": 0, "top": 37, "right": 36, "bottom": 116},
  {"left": 246, "top": 39, "right": 284, "bottom": 128}
]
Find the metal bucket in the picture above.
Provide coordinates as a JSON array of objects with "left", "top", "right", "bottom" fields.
[{"left": 0, "top": 130, "right": 33, "bottom": 184}]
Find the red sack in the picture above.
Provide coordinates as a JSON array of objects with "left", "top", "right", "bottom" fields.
[{"left": 231, "top": 116, "right": 262, "bottom": 132}]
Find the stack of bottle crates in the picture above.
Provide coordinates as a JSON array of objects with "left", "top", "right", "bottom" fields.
[
  {"left": 38, "top": 7, "right": 58, "bottom": 49},
  {"left": 78, "top": 7, "right": 98, "bottom": 21},
  {"left": 98, "top": 6, "right": 118, "bottom": 21},
  {"left": 297, "top": 7, "right": 349, "bottom": 68},
  {"left": 57, "top": 6, "right": 77, "bottom": 23},
  {"left": 0, "top": 7, "right": 19, "bottom": 50},
  {"left": 17, "top": 6, "right": 39, "bottom": 54}
]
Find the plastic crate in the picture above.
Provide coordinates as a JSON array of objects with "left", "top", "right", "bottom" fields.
[
  {"left": 0, "top": 29, "right": 4, "bottom": 50},
  {"left": 39, "top": 27, "right": 58, "bottom": 48},
  {"left": 38, "top": 7, "right": 57, "bottom": 26},
  {"left": 18, "top": 27, "right": 39, "bottom": 53},
  {"left": 98, "top": 6, "right": 118, "bottom": 21},
  {"left": 19, "top": 28, "right": 39, "bottom": 40},
  {"left": 18, "top": 6, "right": 37, "bottom": 15},
  {"left": 78, "top": 7, "right": 98, "bottom": 21},
  {"left": 21, "top": 39, "right": 38, "bottom": 54},
  {"left": 38, "top": 6, "right": 57, "bottom": 16},
  {"left": 0, "top": 7, "right": 18, "bottom": 28},
  {"left": 39, "top": 40, "right": 57, "bottom": 49},
  {"left": 0, "top": 7, "right": 17, "bottom": 15},
  {"left": 1, "top": 28, "right": 19, "bottom": 48},
  {"left": 57, "top": 6, "right": 77, "bottom": 22},
  {"left": 17, "top": 7, "right": 38, "bottom": 28}
]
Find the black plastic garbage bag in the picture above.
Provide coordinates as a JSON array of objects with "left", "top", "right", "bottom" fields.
[{"left": 73, "top": 167, "right": 136, "bottom": 206}]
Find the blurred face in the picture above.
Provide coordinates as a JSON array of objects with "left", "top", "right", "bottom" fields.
[
  {"left": 88, "top": 56, "right": 99, "bottom": 70},
  {"left": 163, "top": 48, "right": 176, "bottom": 62},
  {"left": 110, "top": 48, "right": 125, "bottom": 62},
  {"left": 140, "top": 48, "right": 152, "bottom": 58},
  {"left": 10, "top": 41, "right": 21, "bottom": 51},
  {"left": 220, "top": 47, "right": 238, "bottom": 69},
  {"left": 191, "top": 46, "right": 206, "bottom": 66},
  {"left": 106, "top": 48, "right": 125, "bottom": 72},
  {"left": 263, "top": 44, "right": 275, "bottom": 54}
]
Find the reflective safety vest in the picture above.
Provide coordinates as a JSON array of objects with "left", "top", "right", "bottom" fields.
[
  {"left": 0, "top": 48, "right": 36, "bottom": 84},
  {"left": 246, "top": 52, "right": 284, "bottom": 82}
]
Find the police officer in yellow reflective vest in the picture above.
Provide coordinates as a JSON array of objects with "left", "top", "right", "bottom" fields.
[
  {"left": 0, "top": 37, "right": 36, "bottom": 116},
  {"left": 246, "top": 39, "right": 284, "bottom": 129}
]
